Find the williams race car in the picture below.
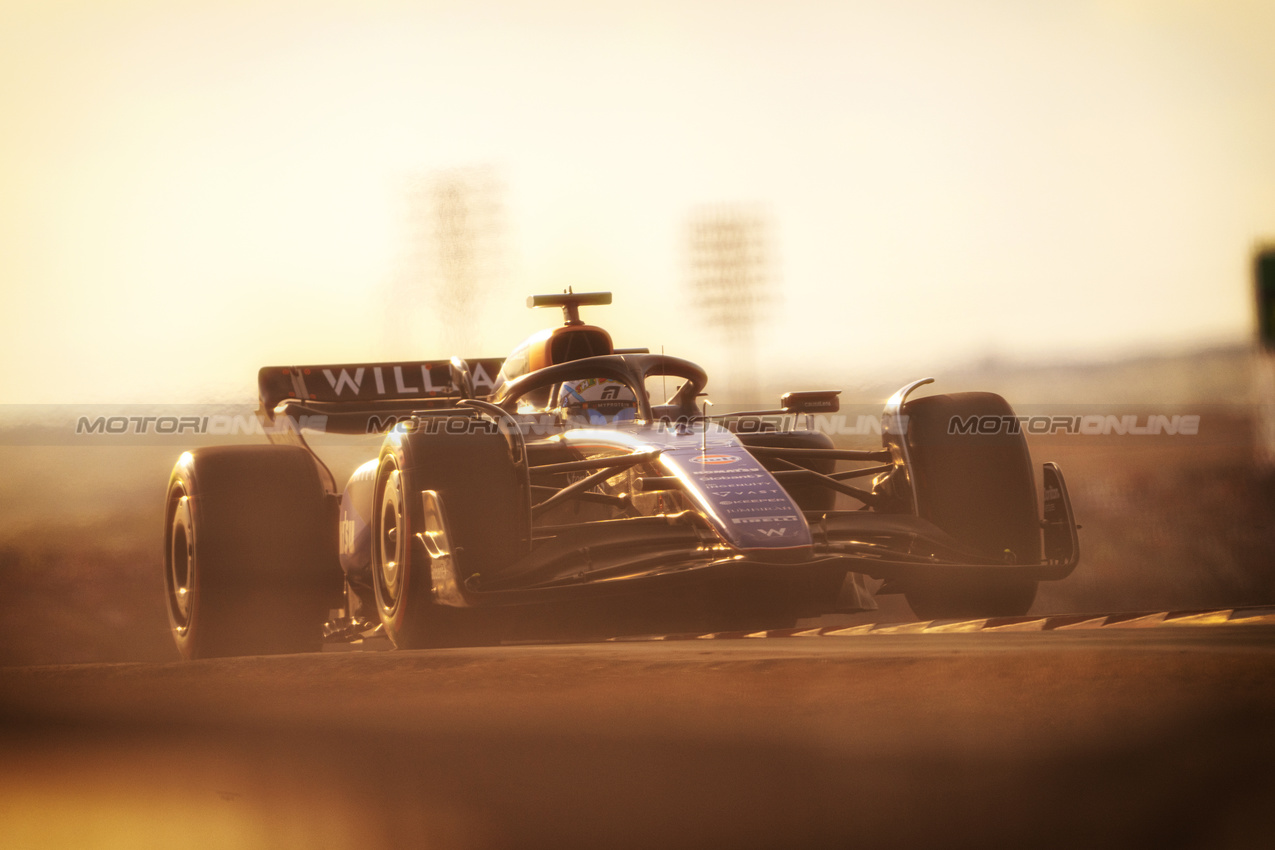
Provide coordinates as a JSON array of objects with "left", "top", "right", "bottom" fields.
[{"left": 163, "top": 291, "right": 1079, "bottom": 658}]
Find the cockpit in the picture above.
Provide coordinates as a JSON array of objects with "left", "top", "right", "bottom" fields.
[{"left": 489, "top": 291, "right": 706, "bottom": 423}]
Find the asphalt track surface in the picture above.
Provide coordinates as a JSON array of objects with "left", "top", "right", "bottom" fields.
[{"left": 2, "top": 618, "right": 1274, "bottom": 849}]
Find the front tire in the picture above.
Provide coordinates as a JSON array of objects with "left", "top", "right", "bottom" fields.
[
  {"left": 900, "top": 392, "right": 1041, "bottom": 620},
  {"left": 371, "top": 427, "right": 530, "bottom": 649},
  {"left": 164, "top": 446, "right": 339, "bottom": 659}
]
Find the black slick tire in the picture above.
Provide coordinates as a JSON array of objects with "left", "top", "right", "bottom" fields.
[
  {"left": 901, "top": 392, "right": 1041, "bottom": 620},
  {"left": 164, "top": 445, "right": 339, "bottom": 660},
  {"left": 371, "top": 426, "right": 529, "bottom": 649}
]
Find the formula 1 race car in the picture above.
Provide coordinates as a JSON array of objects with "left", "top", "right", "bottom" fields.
[{"left": 163, "top": 292, "right": 1079, "bottom": 658}]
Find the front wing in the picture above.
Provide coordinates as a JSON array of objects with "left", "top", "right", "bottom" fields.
[{"left": 423, "top": 461, "right": 1080, "bottom": 609}]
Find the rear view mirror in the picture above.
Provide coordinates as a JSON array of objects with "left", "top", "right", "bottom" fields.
[{"left": 781, "top": 391, "right": 840, "bottom": 414}]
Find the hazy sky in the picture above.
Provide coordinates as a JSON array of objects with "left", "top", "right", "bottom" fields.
[{"left": 2, "top": 0, "right": 1273, "bottom": 403}]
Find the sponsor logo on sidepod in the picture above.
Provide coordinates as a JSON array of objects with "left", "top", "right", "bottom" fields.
[{"left": 691, "top": 454, "right": 741, "bottom": 465}]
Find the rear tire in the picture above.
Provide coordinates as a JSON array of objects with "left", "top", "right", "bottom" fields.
[
  {"left": 900, "top": 393, "right": 1040, "bottom": 620},
  {"left": 372, "top": 427, "right": 529, "bottom": 649},
  {"left": 164, "top": 446, "right": 339, "bottom": 660}
]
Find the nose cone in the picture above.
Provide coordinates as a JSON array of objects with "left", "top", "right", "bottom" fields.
[{"left": 661, "top": 444, "right": 815, "bottom": 558}]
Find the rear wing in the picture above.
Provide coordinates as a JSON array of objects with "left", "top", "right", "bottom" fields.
[{"left": 257, "top": 357, "right": 506, "bottom": 434}]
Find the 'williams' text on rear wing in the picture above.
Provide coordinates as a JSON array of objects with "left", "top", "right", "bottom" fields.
[{"left": 257, "top": 358, "right": 505, "bottom": 433}]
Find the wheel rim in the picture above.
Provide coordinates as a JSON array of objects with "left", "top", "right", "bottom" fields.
[
  {"left": 376, "top": 466, "right": 405, "bottom": 612},
  {"left": 166, "top": 489, "right": 195, "bottom": 636}
]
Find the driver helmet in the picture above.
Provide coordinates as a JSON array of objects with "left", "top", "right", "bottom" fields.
[{"left": 557, "top": 378, "right": 637, "bottom": 424}]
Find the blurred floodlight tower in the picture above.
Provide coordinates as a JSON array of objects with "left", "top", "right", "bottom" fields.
[
  {"left": 387, "top": 167, "right": 506, "bottom": 356},
  {"left": 687, "top": 206, "right": 775, "bottom": 404}
]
